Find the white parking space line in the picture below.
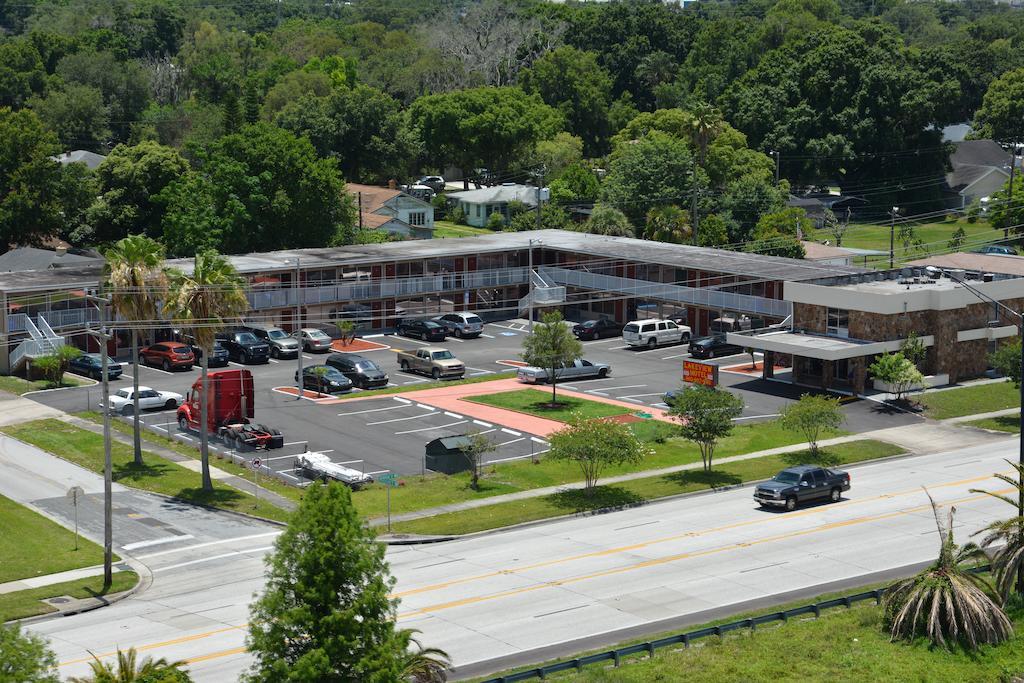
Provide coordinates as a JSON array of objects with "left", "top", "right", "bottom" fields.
[
  {"left": 446, "top": 337, "right": 464, "bottom": 343},
  {"left": 619, "top": 392, "right": 668, "bottom": 399},
  {"left": 393, "top": 397, "right": 412, "bottom": 404},
  {"left": 488, "top": 450, "right": 548, "bottom": 464},
  {"left": 415, "top": 404, "right": 435, "bottom": 411},
  {"left": 588, "top": 391, "right": 609, "bottom": 396},
  {"left": 279, "top": 471, "right": 299, "bottom": 481},
  {"left": 122, "top": 534, "right": 195, "bottom": 551},
  {"left": 177, "top": 434, "right": 194, "bottom": 441},
  {"left": 261, "top": 452, "right": 298, "bottom": 462},
  {"left": 337, "top": 405, "right": 404, "bottom": 416},
  {"left": 151, "top": 425, "right": 168, "bottom": 432},
  {"left": 561, "top": 385, "right": 578, "bottom": 390},
  {"left": 401, "top": 378, "right": 428, "bottom": 384},
  {"left": 480, "top": 333, "right": 495, "bottom": 338},
  {"left": 623, "top": 398, "right": 644, "bottom": 403},
  {"left": 472, "top": 419, "right": 493, "bottom": 427},
  {"left": 139, "top": 365, "right": 177, "bottom": 376},
  {"left": 653, "top": 403, "right": 669, "bottom": 409},
  {"left": 530, "top": 436, "right": 546, "bottom": 444},
  {"left": 395, "top": 420, "right": 466, "bottom": 435},
  {"left": 662, "top": 353, "right": 689, "bottom": 360},
  {"left": 368, "top": 413, "right": 438, "bottom": 425},
  {"left": 135, "top": 531, "right": 281, "bottom": 560},
  {"left": 466, "top": 367, "right": 492, "bottom": 374},
  {"left": 582, "top": 338, "right": 622, "bottom": 345},
  {"left": 498, "top": 437, "right": 525, "bottom": 446},
  {"left": 397, "top": 337, "right": 430, "bottom": 346},
  {"left": 734, "top": 414, "right": 780, "bottom": 421},
  {"left": 500, "top": 428, "right": 521, "bottom": 436},
  {"left": 228, "top": 361, "right": 247, "bottom": 368},
  {"left": 443, "top": 411, "right": 463, "bottom": 419},
  {"left": 267, "top": 358, "right": 279, "bottom": 363},
  {"left": 365, "top": 470, "right": 391, "bottom": 476},
  {"left": 283, "top": 441, "right": 306, "bottom": 446},
  {"left": 585, "top": 384, "right": 645, "bottom": 393}
]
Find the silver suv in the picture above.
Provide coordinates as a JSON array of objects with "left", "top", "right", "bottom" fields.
[
  {"left": 433, "top": 312, "right": 484, "bottom": 338},
  {"left": 244, "top": 324, "right": 300, "bottom": 359},
  {"left": 622, "top": 319, "right": 691, "bottom": 349}
]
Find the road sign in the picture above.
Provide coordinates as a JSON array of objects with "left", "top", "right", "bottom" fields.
[
  {"left": 378, "top": 472, "right": 398, "bottom": 488},
  {"left": 249, "top": 458, "right": 262, "bottom": 470},
  {"left": 67, "top": 486, "right": 84, "bottom": 551},
  {"left": 683, "top": 359, "right": 719, "bottom": 387}
]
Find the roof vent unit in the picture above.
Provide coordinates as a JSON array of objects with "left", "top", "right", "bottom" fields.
[
  {"left": 949, "top": 268, "right": 966, "bottom": 281},
  {"left": 927, "top": 268, "right": 941, "bottom": 279},
  {"left": 983, "top": 272, "right": 995, "bottom": 282}
]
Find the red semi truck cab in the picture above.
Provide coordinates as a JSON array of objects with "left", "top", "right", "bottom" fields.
[{"left": 176, "top": 369, "right": 284, "bottom": 450}]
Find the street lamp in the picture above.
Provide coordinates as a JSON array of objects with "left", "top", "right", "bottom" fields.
[
  {"left": 84, "top": 293, "right": 113, "bottom": 589},
  {"left": 926, "top": 265, "right": 1024, "bottom": 591},
  {"left": 889, "top": 206, "right": 900, "bottom": 269},
  {"left": 294, "top": 257, "right": 303, "bottom": 400},
  {"left": 528, "top": 238, "right": 541, "bottom": 333}
]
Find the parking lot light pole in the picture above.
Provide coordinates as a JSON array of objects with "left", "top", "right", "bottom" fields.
[
  {"left": 294, "top": 256, "right": 303, "bottom": 400},
  {"left": 85, "top": 293, "right": 113, "bottom": 590},
  {"left": 528, "top": 238, "right": 541, "bottom": 332},
  {"left": 927, "top": 265, "right": 1024, "bottom": 591}
]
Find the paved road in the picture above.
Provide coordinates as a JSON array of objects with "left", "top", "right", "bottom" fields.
[{"left": 32, "top": 436, "right": 1015, "bottom": 681}]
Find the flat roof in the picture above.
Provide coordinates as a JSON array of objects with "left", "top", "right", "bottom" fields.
[
  {"left": 727, "top": 328, "right": 933, "bottom": 361},
  {"left": 164, "top": 230, "right": 865, "bottom": 282}
]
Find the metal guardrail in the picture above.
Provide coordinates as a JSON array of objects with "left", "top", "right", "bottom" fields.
[{"left": 481, "top": 564, "right": 994, "bottom": 682}]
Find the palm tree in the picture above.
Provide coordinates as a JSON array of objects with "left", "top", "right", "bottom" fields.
[
  {"left": 399, "top": 629, "right": 451, "bottom": 682},
  {"left": 884, "top": 489, "right": 1012, "bottom": 650},
  {"left": 69, "top": 647, "right": 190, "bottom": 682},
  {"left": 104, "top": 235, "right": 169, "bottom": 465},
  {"left": 972, "top": 460, "right": 1024, "bottom": 599},
  {"left": 689, "top": 102, "right": 724, "bottom": 167},
  {"left": 644, "top": 205, "right": 692, "bottom": 244},
  {"left": 167, "top": 249, "right": 248, "bottom": 491}
]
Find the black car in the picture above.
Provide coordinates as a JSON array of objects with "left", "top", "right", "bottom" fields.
[
  {"left": 754, "top": 465, "right": 851, "bottom": 511},
  {"left": 294, "top": 365, "right": 353, "bottom": 394},
  {"left": 688, "top": 335, "right": 743, "bottom": 359},
  {"left": 68, "top": 353, "right": 122, "bottom": 380},
  {"left": 396, "top": 319, "right": 446, "bottom": 342},
  {"left": 325, "top": 353, "right": 389, "bottom": 389},
  {"left": 215, "top": 330, "right": 270, "bottom": 364},
  {"left": 190, "top": 340, "right": 230, "bottom": 368},
  {"left": 572, "top": 319, "right": 624, "bottom": 340}
]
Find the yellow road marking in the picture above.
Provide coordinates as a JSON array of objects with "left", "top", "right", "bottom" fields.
[
  {"left": 185, "top": 646, "right": 248, "bottom": 663},
  {"left": 59, "top": 625, "right": 247, "bottom": 667}
]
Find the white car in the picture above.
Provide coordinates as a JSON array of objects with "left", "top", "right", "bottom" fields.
[
  {"left": 517, "top": 359, "right": 610, "bottom": 384},
  {"left": 107, "top": 386, "right": 183, "bottom": 416},
  {"left": 295, "top": 328, "right": 334, "bottom": 352},
  {"left": 622, "top": 319, "right": 691, "bottom": 349}
]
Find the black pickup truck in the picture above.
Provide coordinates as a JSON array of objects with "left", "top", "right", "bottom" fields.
[{"left": 754, "top": 465, "right": 851, "bottom": 511}]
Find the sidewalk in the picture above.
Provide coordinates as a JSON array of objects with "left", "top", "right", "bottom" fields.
[
  {"left": 944, "top": 407, "right": 1020, "bottom": 424},
  {"left": 0, "top": 562, "right": 131, "bottom": 595},
  {"left": 61, "top": 415, "right": 297, "bottom": 512}
]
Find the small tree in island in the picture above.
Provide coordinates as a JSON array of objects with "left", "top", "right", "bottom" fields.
[
  {"left": 778, "top": 393, "right": 844, "bottom": 457},
  {"left": 667, "top": 385, "right": 744, "bottom": 472},
  {"left": 459, "top": 431, "right": 497, "bottom": 490},
  {"left": 547, "top": 414, "right": 650, "bottom": 493},
  {"left": 521, "top": 310, "right": 583, "bottom": 407},
  {"left": 869, "top": 352, "right": 924, "bottom": 403}
]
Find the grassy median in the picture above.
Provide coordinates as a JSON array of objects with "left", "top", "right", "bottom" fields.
[
  {"left": 0, "top": 374, "right": 88, "bottom": 396},
  {"left": 388, "top": 440, "right": 905, "bottom": 536},
  {"left": 1, "top": 419, "right": 291, "bottom": 523},
  {"left": 917, "top": 380, "right": 1019, "bottom": 419},
  {"left": 1, "top": 572, "right": 138, "bottom": 622},
  {"left": 967, "top": 414, "right": 1021, "bottom": 434},
  {"left": 331, "top": 371, "right": 516, "bottom": 400},
  {"left": 466, "top": 388, "right": 632, "bottom": 421}
]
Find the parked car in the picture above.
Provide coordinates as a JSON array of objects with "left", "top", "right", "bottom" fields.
[
  {"left": 396, "top": 319, "right": 447, "bottom": 341},
  {"left": 68, "top": 353, "right": 122, "bottom": 381},
  {"left": 325, "top": 353, "right": 389, "bottom": 389},
  {"left": 688, "top": 335, "right": 743, "bottom": 359},
  {"left": 418, "top": 175, "right": 445, "bottom": 193},
  {"left": 139, "top": 342, "right": 194, "bottom": 371},
  {"left": 295, "top": 328, "right": 334, "bottom": 352},
  {"left": 396, "top": 346, "right": 464, "bottom": 379},
  {"left": 662, "top": 389, "right": 679, "bottom": 406},
  {"left": 215, "top": 330, "right": 270, "bottom": 364},
  {"left": 244, "top": 324, "right": 300, "bottom": 358},
  {"left": 107, "top": 386, "right": 183, "bottom": 415},
  {"left": 189, "top": 340, "right": 230, "bottom": 368},
  {"left": 667, "top": 313, "right": 688, "bottom": 326},
  {"left": 973, "top": 245, "right": 1018, "bottom": 256},
  {"left": 294, "top": 365, "right": 354, "bottom": 394},
  {"left": 622, "top": 319, "right": 691, "bottom": 349},
  {"left": 517, "top": 358, "right": 610, "bottom": 384},
  {"left": 754, "top": 465, "right": 851, "bottom": 511},
  {"left": 403, "top": 184, "right": 435, "bottom": 202},
  {"left": 572, "top": 318, "right": 623, "bottom": 340},
  {"left": 433, "top": 312, "right": 484, "bottom": 338}
]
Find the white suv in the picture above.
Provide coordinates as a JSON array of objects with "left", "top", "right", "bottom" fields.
[{"left": 622, "top": 319, "right": 691, "bottom": 349}]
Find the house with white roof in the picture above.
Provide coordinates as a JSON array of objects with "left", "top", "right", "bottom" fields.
[{"left": 447, "top": 183, "right": 549, "bottom": 228}]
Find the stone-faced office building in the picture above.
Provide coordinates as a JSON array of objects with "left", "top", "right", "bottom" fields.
[{"left": 729, "top": 266, "right": 1024, "bottom": 394}]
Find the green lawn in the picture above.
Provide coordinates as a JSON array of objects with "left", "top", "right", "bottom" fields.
[
  {"left": 967, "top": 413, "right": 1021, "bottom": 433},
  {"left": 0, "top": 494, "right": 111, "bottom": 584},
  {"left": 807, "top": 218, "right": 999, "bottom": 266},
  {"left": 389, "top": 440, "right": 903, "bottom": 535},
  {"left": 0, "top": 374, "right": 88, "bottom": 396},
  {"left": 332, "top": 371, "right": 516, "bottom": 400},
  {"left": 466, "top": 388, "right": 632, "bottom": 421},
  {"left": 490, "top": 598, "right": 1024, "bottom": 682},
  {"left": 1, "top": 420, "right": 291, "bottom": 523},
  {"left": 432, "top": 220, "right": 494, "bottom": 238},
  {"left": 0, "top": 571, "right": 137, "bottom": 622},
  {"left": 917, "top": 381, "right": 1019, "bottom": 419},
  {"left": 76, "top": 411, "right": 304, "bottom": 504},
  {"left": 352, "top": 420, "right": 844, "bottom": 519}
]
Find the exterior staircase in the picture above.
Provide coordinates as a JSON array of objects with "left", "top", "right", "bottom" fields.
[
  {"left": 518, "top": 270, "right": 567, "bottom": 318},
  {"left": 9, "top": 315, "right": 66, "bottom": 374}
]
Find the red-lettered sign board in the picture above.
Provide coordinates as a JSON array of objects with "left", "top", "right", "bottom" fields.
[{"left": 683, "top": 359, "right": 719, "bottom": 387}]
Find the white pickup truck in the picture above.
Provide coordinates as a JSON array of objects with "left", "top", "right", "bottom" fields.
[{"left": 396, "top": 346, "right": 465, "bottom": 380}]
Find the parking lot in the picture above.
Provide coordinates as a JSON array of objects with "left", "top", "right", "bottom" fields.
[{"left": 25, "top": 318, "right": 921, "bottom": 484}]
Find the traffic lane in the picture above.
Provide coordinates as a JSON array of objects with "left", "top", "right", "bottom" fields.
[{"left": 389, "top": 441, "right": 1013, "bottom": 667}]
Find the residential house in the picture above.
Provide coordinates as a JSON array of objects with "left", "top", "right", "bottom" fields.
[
  {"left": 447, "top": 183, "right": 549, "bottom": 228},
  {"left": 52, "top": 150, "right": 107, "bottom": 170},
  {"left": 945, "top": 139, "right": 1013, "bottom": 209},
  {"left": 800, "top": 241, "right": 856, "bottom": 267},
  {"left": 0, "top": 246, "right": 103, "bottom": 273},
  {"left": 348, "top": 183, "right": 435, "bottom": 239}
]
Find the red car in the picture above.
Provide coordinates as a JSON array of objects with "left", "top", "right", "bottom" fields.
[{"left": 140, "top": 342, "right": 195, "bottom": 371}]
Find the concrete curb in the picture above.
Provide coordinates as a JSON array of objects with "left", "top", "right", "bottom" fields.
[{"left": 376, "top": 534, "right": 458, "bottom": 545}]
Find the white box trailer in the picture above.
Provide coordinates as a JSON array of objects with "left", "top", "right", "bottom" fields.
[{"left": 295, "top": 452, "right": 373, "bottom": 489}]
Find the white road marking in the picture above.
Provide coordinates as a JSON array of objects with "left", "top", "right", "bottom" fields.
[
  {"left": 393, "top": 397, "right": 412, "bottom": 404},
  {"left": 135, "top": 531, "right": 282, "bottom": 560},
  {"left": 368, "top": 413, "right": 438, "bottom": 425},
  {"left": 585, "top": 384, "right": 645, "bottom": 393},
  {"left": 472, "top": 420, "right": 493, "bottom": 427},
  {"left": 154, "top": 546, "right": 275, "bottom": 573},
  {"left": 480, "top": 333, "right": 495, "bottom": 338},
  {"left": 267, "top": 358, "right": 279, "bottom": 363},
  {"left": 466, "top": 367, "right": 492, "bottom": 374},
  {"left": 443, "top": 411, "right": 463, "bottom": 419},
  {"left": 619, "top": 392, "right": 668, "bottom": 399},
  {"left": 395, "top": 420, "right": 466, "bottom": 435},
  {"left": 734, "top": 414, "right": 780, "bottom": 421},
  {"left": 151, "top": 425, "right": 168, "bottom": 432},
  {"left": 283, "top": 441, "right": 306, "bottom": 446},
  {"left": 228, "top": 362, "right": 247, "bottom": 368},
  {"left": 624, "top": 398, "right": 644, "bottom": 403},
  {"left": 561, "top": 385, "right": 578, "bottom": 391},
  {"left": 530, "top": 436, "right": 546, "bottom": 444},
  {"left": 398, "top": 337, "right": 430, "bottom": 346},
  {"left": 415, "top": 404, "right": 436, "bottom": 411},
  {"left": 122, "top": 534, "right": 194, "bottom": 551},
  {"left": 662, "top": 353, "right": 689, "bottom": 360},
  {"left": 261, "top": 452, "right": 299, "bottom": 462},
  {"left": 588, "top": 391, "right": 609, "bottom": 396},
  {"left": 177, "top": 434, "right": 194, "bottom": 442},
  {"left": 303, "top": 355, "right": 314, "bottom": 360},
  {"left": 365, "top": 469, "right": 391, "bottom": 476},
  {"left": 498, "top": 437, "right": 525, "bottom": 446},
  {"left": 278, "top": 471, "right": 299, "bottom": 481},
  {"left": 337, "top": 405, "right": 404, "bottom": 416},
  {"left": 582, "top": 337, "right": 622, "bottom": 345},
  {"left": 488, "top": 450, "right": 548, "bottom": 464},
  {"left": 500, "top": 428, "right": 521, "bottom": 436},
  {"left": 401, "top": 378, "right": 428, "bottom": 384}
]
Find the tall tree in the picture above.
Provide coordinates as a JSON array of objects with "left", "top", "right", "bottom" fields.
[
  {"left": 0, "top": 624, "right": 59, "bottom": 683},
  {"left": 28, "top": 84, "right": 110, "bottom": 152},
  {"left": 520, "top": 311, "right": 583, "bottom": 406},
  {"left": 602, "top": 131, "right": 694, "bottom": 227},
  {"left": 689, "top": 102, "right": 724, "bottom": 167},
  {"left": 645, "top": 205, "right": 692, "bottom": 243},
  {"left": 973, "top": 67, "right": 1024, "bottom": 144},
  {"left": 105, "top": 235, "right": 170, "bottom": 465},
  {"left": 973, "top": 460, "right": 1024, "bottom": 599},
  {"left": 246, "top": 483, "right": 408, "bottom": 681},
  {"left": 581, "top": 204, "right": 633, "bottom": 237},
  {"left": 167, "top": 250, "right": 248, "bottom": 491}
]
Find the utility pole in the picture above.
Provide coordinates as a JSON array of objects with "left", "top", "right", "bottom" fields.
[
  {"left": 357, "top": 192, "right": 363, "bottom": 232},
  {"left": 691, "top": 168, "right": 700, "bottom": 244},
  {"left": 1007, "top": 146, "right": 1017, "bottom": 241},
  {"left": 85, "top": 293, "right": 113, "bottom": 590},
  {"left": 295, "top": 257, "right": 303, "bottom": 400},
  {"left": 528, "top": 239, "right": 536, "bottom": 332},
  {"left": 772, "top": 150, "right": 781, "bottom": 186},
  {"left": 889, "top": 206, "right": 899, "bottom": 269},
  {"left": 535, "top": 168, "right": 545, "bottom": 233}
]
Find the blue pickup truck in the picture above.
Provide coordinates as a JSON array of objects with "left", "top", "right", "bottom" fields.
[{"left": 754, "top": 465, "right": 851, "bottom": 511}]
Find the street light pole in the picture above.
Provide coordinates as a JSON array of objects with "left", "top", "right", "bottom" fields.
[
  {"left": 528, "top": 238, "right": 541, "bottom": 332},
  {"left": 85, "top": 293, "right": 113, "bottom": 590},
  {"left": 927, "top": 265, "right": 1024, "bottom": 593},
  {"left": 295, "top": 256, "right": 303, "bottom": 400},
  {"left": 889, "top": 206, "right": 900, "bottom": 269}
]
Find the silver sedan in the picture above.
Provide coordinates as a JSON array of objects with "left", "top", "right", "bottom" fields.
[{"left": 516, "top": 359, "right": 610, "bottom": 384}]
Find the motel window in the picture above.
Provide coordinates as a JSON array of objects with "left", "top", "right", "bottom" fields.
[
  {"left": 408, "top": 211, "right": 426, "bottom": 226},
  {"left": 826, "top": 308, "right": 849, "bottom": 338}
]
